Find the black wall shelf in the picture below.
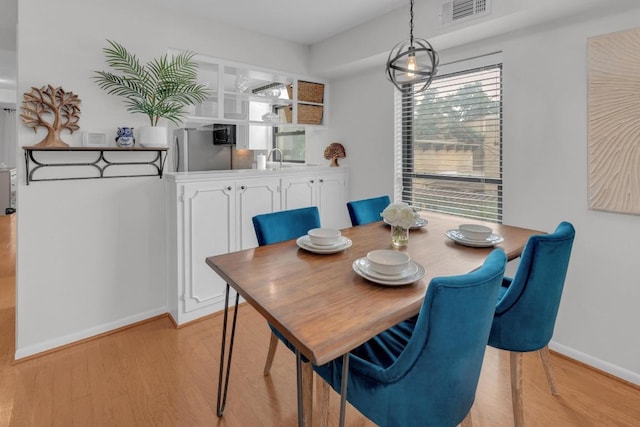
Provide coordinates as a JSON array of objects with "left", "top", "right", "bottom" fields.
[{"left": 23, "top": 146, "right": 168, "bottom": 185}]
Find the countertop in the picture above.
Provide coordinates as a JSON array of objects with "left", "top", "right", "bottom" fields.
[{"left": 165, "top": 164, "right": 348, "bottom": 183}]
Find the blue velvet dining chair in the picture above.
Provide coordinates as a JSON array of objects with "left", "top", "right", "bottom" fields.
[
  {"left": 346, "top": 195, "right": 391, "bottom": 226},
  {"left": 488, "top": 221, "right": 575, "bottom": 427},
  {"left": 252, "top": 206, "right": 321, "bottom": 375},
  {"left": 313, "top": 249, "right": 507, "bottom": 427}
]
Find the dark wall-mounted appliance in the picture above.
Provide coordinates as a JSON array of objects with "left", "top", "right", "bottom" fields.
[{"left": 212, "top": 124, "right": 236, "bottom": 145}]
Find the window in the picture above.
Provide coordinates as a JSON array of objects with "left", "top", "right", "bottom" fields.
[
  {"left": 272, "top": 126, "right": 305, "bottom": 163},
  {"left": 396, "top": 53, "right": 503, "bottom": 222},
  {"left": 272, "top": 103, "right": 305, "bottom": 162}
]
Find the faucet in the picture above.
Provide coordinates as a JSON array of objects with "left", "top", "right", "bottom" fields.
[{"left": 267, "top": 148, "right": 283, "bottom": 169}]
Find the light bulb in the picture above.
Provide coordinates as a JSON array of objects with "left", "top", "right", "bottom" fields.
[{"left": 407, "top": 54, "right": 417, "bottom": 78}]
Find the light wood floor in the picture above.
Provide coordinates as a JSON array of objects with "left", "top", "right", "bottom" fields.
[{"left": 1, "top": 214, "right": 639, "bottom": 426}]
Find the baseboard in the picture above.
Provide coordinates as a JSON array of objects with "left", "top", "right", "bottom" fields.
[
  {"left": 14, "top": 306, "right": 168, "bottom": 360},
  {"left": 550, "top": 340, "right": 640, "bottom": 386},
  {"left": 170, "top": 301, "right": 248, "bottom": 329}
]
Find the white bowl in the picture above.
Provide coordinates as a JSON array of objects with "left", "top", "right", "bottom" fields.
[
  {"left": 366, "top": 250, "right": 411, "bottom": 276},
  {"left": 307, "top": 228, "right": 341, "bottom": 246},
  {"left": 458, "top": 224, "right": 493, "bottom": 241}
]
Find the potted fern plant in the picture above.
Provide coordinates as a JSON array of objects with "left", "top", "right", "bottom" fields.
[{"left": 93, "top": 40, "right": 211, "bottom": 147}]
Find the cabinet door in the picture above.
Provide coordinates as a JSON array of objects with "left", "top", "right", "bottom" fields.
[
  {"left": 317, "top": 172, "right": 350, "bottom": 229},
  {"left": 237, "top": 177, "right": 280, "bottom": 249},
  {"left": 180, "top": 180, "right": 235, "bottom": 314},
  {"left": 281, "top": 175, "right": 316, "bottom": 211}
]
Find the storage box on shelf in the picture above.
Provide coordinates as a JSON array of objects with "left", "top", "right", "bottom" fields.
[
  {"left": 287, "top": 81, "right": 325, "bottom": 103},
  {"left": 284, "top": 80, "right": 325, "bottom": 125},
  {"left": 283, "top": 104, "right": 324, "bottom": 125}
]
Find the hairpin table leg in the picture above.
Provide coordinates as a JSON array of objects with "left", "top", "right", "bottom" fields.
[
  {"left": 296, "top": 349, "right": 304, "bottom": 427},
  {"left": 216, "top": 283, "right": 240, "bottom": 417},
  {"left": 339, "top": 354, "right": 349, "bottom": 427}
]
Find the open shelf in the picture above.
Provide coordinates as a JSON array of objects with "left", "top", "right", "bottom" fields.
[{"left": 22, "top": 146, "right": 169, "bottom": 185}]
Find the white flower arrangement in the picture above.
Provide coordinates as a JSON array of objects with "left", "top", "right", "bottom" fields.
[{"left": 381, "top": 202, "right": 420, "bottom": 229}]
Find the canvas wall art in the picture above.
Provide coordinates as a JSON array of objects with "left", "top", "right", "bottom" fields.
[{"left": 587, "top": 27, "right": 640, "bottom": 215}]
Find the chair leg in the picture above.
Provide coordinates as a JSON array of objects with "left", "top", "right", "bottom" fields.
[
  {"left": 510, "top": 351, "right": 525, "bottom": 427},
  {"left": 317, "top": 375, "right": 330, "bottom": 427},
  {"left": 263, "top": 331, "right": 279, "bottom": 376},
  {"left": 539, "top": 345, "right": 559, "bottom": 396},
  {"left": 459, "top": 412, "right": 473, "bottom": 427}
]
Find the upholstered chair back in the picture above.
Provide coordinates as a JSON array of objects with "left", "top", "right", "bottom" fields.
[
  {"left": 252, "top": 206, "right": 321, "bottom": 246},
  {"left": 489, "top": 221, "right": 575, "bottom": 352},
  {"left": 346, "top": 195, "right": 391, "bottom": 226}
]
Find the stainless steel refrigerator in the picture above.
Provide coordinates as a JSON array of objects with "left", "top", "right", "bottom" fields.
[{"left": 173, "top": 128, "right": 233, "bottom": 172}]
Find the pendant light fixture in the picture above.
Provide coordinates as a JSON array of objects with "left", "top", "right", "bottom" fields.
[{"left": 386, "top": 0, "right": 439, "bottom": 93}]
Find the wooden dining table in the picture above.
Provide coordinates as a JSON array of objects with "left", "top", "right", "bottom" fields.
[{"left": 205, "top": 211, "right": 543, "bottom": 427}]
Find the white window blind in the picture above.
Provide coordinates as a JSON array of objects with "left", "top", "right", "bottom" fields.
[{"left": 394, "top": 53, "right": 503, "bottom": 222}]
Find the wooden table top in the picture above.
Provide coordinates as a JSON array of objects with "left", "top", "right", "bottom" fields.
[{"left": 206, "top": 211, "right": 543, "bottom": 365}]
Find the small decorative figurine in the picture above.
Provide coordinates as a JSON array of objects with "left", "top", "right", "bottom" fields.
[
  {"left": 115, "top": 127, "right": 135, "bottom": 147},
  {"left": 20, "top": 85, "right": 81, "bottom": 147},
  {"left": 323, "top": 142, "right": 346, "bottom": 167}
]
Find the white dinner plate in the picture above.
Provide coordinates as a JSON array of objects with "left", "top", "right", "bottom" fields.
[
  {"left": 384, "top": 218, "right": 428, "bottom": 229},
  {"left": 356, "top": 258, "right": 419, "bottom": 280},
  {"left": 445, "top": 229, "right": 504, "bottom": 248},
  {"left": 353, "top": 258, "right": 425, "bottom": 286},
  {"left": 296, "top": 236, "right": 352, "bottom": 254},
  {"left": 299, "top": 235, "right": 350, "bottom": 250}
]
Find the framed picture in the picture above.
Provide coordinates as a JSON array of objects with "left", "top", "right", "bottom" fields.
[{"left": 82, "top": 131, "right": 108, "bottom": 147}]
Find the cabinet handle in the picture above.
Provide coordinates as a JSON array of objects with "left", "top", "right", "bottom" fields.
[
  {"left": 240, "top": 185, "right": 246, "bottom": 190},
  {"left": 226, "top": 186, "right": 232, "bottom": 191},
  {"left": 319, "top": 179, "right": 324, "bottom": 183},
  {"left": 310, "top": 180, "right": 314, "bottom": 184}
]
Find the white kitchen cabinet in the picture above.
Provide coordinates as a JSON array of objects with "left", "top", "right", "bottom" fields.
[
  {"left": 235, "top": 124, "right": 272, "bottom": 150},
  {"left": 174, "top": 179, "right": 236, "bottom": 322},
  {"left": 281, "top": 175, "right": 316, "bottom": 210},
  {"left": 281, "top": 170, "right": 349, "bottom": 230},
  {"left": 237, "top": 177, "right": 280, "bottom": 249},
  {"left": 167, "top": 175, "right": 281, "bottom": 324},
  {"left": 317, "top": 173, "right": 349, "bottom": 230},
  {"left": 166, "top": 168, "right": 348, "bottom": 325}
]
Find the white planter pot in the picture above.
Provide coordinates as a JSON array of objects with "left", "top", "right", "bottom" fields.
[{"left": 139, "top": 126, "right": 168, "bottom": 147}]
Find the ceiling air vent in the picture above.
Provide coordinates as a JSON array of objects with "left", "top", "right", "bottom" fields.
[{"left": 441, "top": 0, "right": 490, "bottom": 25}]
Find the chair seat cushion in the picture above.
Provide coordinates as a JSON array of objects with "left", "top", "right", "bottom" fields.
[
  {"left": 350, "top": 316, "right": 417, "bottom": 369},
  {"left": 269, "top": 316, "right": 418, "bottom": 369},
  {"left": 497, "top": 279, "right": 511, "bottom": 302}
]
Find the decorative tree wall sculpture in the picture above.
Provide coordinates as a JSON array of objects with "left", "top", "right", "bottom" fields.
[
  {"left": 21, "top": 85, "right": 81, "bottom": 147},
  {"left": 324, "top": 142, "right": 346, "bottom": 167}
]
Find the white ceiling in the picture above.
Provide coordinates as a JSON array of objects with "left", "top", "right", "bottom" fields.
[
  {"left": 0, "top": 0, "right": 409, "bottom": 48},
  {"left": 0, "top": 0, "right": 409, "bottom": 93},
  {"left": 154, "top": 0, "right": 410, "bottom": 45}
]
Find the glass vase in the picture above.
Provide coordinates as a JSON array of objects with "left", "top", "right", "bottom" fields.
[{"left": 391, "top": 225, "right": 409, "bottom": 248}]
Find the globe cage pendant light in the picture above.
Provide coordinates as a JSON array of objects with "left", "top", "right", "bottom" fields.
[{"left": 386, "top": 0, "right": 439, "bottom": 93}]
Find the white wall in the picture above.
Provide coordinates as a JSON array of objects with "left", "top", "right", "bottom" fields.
[
  {"left": 324, "top": 68, "right": 395, "bottom": 200},
  {"left": 15, "top": 0, "right": 310, "bottom": 358},
  {"left": 324, "top": 4, "right": 640, "bottom": 383}
]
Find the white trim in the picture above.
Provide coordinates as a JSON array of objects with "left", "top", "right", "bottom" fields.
[
  {"left": 437, "top": 51, "right": 503, "bottom": 76},
  {"left": 550, "top": 340, "right": 640, "bottom": 386},
  {"left": 14, "top": 306, "right": 168, "bottom": 360}
]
